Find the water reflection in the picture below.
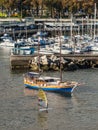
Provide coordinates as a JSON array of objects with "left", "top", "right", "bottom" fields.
[
  {"left": 71, "top": 95, "right": 79, "bottom": 106},
  {"left": 24, "top": 88, "right": 48, "bottom": 129},
  {"left": 37, "top": 112, "right": 48, "bottom": 130},
  {"left": 24, "top": 88, "right": 38, "bottom": 97},
  {"left": 10, "top": 69, "right": 29, "bottom": 74},
  {"left": 0, "top": 47, "right": 11, "bottom": 56}
]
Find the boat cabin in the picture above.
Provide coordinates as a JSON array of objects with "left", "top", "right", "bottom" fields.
[
  {"left": 24, "top": 72, "right": 60, "bottom": 85},
  {"left": 24, "top": 72, "right": 40, "bottom": 79},
  {"left": 39, "top": 77, "right": 60, "bottom": 83}
]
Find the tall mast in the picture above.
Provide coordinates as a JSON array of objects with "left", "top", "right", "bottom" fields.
[
  {"left": 94, "top": 3, "right": 96, "bottom": 40},
  {"left": 25, "top": 21, "right": 27, "bottom": 40},
  {"left": 82, "top": 17, "right": 84, "bottom": 36},
  {"left": 90, "top": 16, "right": 93, "bottom": 38},
  {"left": 38, "top": 36, "right": 40, "bottom": 72},
  {"left": 70, "top": 14, "right": 73, "bottom": 43},
  {"left": 59, "top": 19, "right": 62, "bottom": 82}
]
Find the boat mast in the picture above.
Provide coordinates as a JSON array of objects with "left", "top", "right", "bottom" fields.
[
  {"left": 70, "top": 14, "right": 73, "bottom": 43},
  {"left": 90, "top": 16, "right": 93, "bottom": 38},
  {"left": 38, "top": 36, "right": 40, "bottom": 72},
  {"left": 25, "top": 21, "right": 28, "bottom": 40},
  {"left": 94, "top": 3, "right": 96, "bottom": 40},
  {"left": 82, "top": 17, "right": 84, "bottom": 36},
  {"left": 59, "top": 36, "right": 62, "bottom": 82},
  {"left": 59, "top": 19, "right": 62, "bottom": 82}
]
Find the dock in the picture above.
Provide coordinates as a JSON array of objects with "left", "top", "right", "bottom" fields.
[{"left": 10, "top": 53, "right": 98, "bottom": 69}]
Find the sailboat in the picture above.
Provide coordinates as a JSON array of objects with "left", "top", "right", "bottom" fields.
[
  {"left": 23, "top": 21, "right": 80, "bottom": 96},
  {"left": 23, "top": 71, "right": 79, "bottom": 95},
  {"left": 38, "top": 89, "right": 48, "bottom": 112}
]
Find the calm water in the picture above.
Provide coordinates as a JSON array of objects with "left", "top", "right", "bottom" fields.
[{"left": 0, "top": 47, "right": 98, "bottom": 130}]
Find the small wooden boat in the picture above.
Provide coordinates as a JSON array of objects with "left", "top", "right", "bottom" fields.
[{"left": 24, "top": 72, "right": 79, "bottom": 95}]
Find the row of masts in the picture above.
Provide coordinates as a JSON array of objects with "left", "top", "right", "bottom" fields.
[{"left": 37, "top": 3, "right": 97, "bottom": 82}]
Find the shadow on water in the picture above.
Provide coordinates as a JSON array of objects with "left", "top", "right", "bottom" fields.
[
  {"left": 45, "top": 91, "right": 72, "bottom": 98},
  {"left": 10, "top": 68, "right": 30, "bottom": 74},
  {"left": 24, "top": 87, "right": 72, "bottom": 98}
]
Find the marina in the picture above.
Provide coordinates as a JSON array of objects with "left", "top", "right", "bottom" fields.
[
  {"left": 0, "top": 17, "right": 98, "bottom": 37},
  {"left": 0, "top": 0, "right": 98, "bottom": 130},
  {"left": 1, "top": 1, "right": 98, "bottom": 129}
]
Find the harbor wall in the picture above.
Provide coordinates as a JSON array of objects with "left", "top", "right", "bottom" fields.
[{"left": 10, "top": 54, "right": 98, "bottom": 70}]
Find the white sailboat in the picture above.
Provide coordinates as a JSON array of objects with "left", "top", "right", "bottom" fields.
[{"left": 0, "top": 33, "right": 15, "bottom": 47}]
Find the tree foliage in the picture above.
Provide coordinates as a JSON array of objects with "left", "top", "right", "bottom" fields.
[{"left": 0, "top": 0, "right": 97, "bottom": 18}]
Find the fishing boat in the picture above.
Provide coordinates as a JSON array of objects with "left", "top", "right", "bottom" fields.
[
  {"left": 24, "top": 72, "right": 79, "bottom": 95},
  {"left": 38, "top": 88, "right": 48, "bottom": 112}
]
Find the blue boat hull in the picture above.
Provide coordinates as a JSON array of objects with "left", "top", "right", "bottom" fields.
[{"left": 24, "top": 84, "right": 74, "bottom": 94}]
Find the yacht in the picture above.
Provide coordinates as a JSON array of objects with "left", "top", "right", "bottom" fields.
[{"left": 0, "top": 33, "right": 15, "bottom": 47}]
